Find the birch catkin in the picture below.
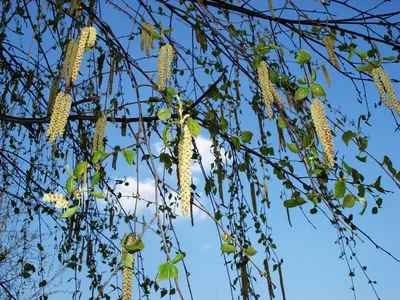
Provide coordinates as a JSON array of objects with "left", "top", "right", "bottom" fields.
[
  {"left": 157, "top": 44, "right": 174, "bottom": 92},
  {"left": 376, "top": 67, "right": 400, "bottom": 115},
  {"left": 310, "top": 98, "right": 335, "bottom": 167},
  {"left": 122, "top": 236, "right": 135, "bottom": 300},
  {"left": 372, "top": 68, "right": 392, "bottom": 110},
  {"left": 46, "top": 92, "right": 72, "bottom": 143},
  {"left": 140, "top": 22, "right": 155, "bottom": 56},
  {"left": 322, "top": 35, "right": 340, "bottom": 70},
  {"left": 257, "top": 61, "right": 284, "bottom": 120},
  {"left": 92, "top": 113, "right": 107, "bottom": 154},
  {"left": 178, "top": 124, "right": 192, "bottom": 216},
  {"left": 71, "top": 27, "right": 90, "bottom": 82}
]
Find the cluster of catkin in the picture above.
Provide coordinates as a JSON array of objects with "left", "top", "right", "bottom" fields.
[
  {"left": 322, "top": 35, "right": 340, "bottom": 70},
  {"left": 122, "top": 236, "right": 135, "bottom": 300},
  {"left": 43, "top": 193, "right": 69, "bottom": 209},
  {"left": 46, "top": 91, "right": 72, "bottom": 143},
  {"left": 92, "top": 113, "right": 107, "bottom": 154},
  {"left": 140, "top": 22, "right": 155, "bottom": 56},
  {"left": 310, "top": 98, "right": 335, "bottom": 167},
  {"left": 62, "top": 26, "right": 97, "bottom": 84},
  {"left": 157, "top": 44, "right": 174, "bottom": 92},
  {"left": 257, "top": 61, "right": 285, "bottom": 120},
  {"left": 372, "top": 67, "right": 400, "bottom": 115},
  {"left": 178, "top": 124, "right": 192, "bottom": 216}
]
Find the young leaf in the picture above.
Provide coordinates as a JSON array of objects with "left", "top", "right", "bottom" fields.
[
  {"left": 59, "top": 205, "right": 79, "bottom": 218},
  {"left": 158, "top": 262, "right": 179, "bottom": 281},
  {"left": 122, "top": 253, "right": 135, "bottom": 268},
  {"left": 296, "top": 49, "right": 312, "bottom": 64},
  {"left": 221, "top": 243, "right": 236, "bottom": 254},
  {"left": 171, "top": 253, "right": 185, "bottom": 264},
  {"left": 310, "top": 84, "right": 326, "bottom": 97},
  {"left": 240, "top": 131, "right": 253, "bottom": 143},
  {"left": 89, "top": 191, "right": 105, "bottom": 199},
  {"left": 277, "top": 117, "right": 286, "bottom": 129},
  {"left": 157, "top": 108, "right": 171, "bottom": 121},
  {"left": 66, "top": 177, "right": 75, "bottom": 193},
  {"left": 342, "top": 194, "right": 356, "bottom": 208},
  {"left": 125, "top": 239, "right": 145, "bottom": 252},
  {"left": 74, "top": 162, "right": 87, "bottom": 179},
  {"left": 187, "top": 117, "right": 201, "bottom": 137},
  {"left": 287, "top": 143, "right": 300, "bottom": 153},
  {"left": 245, "top": 246, "right": 257, "bottom": 256},
  {"left": 342, "top": 131, "right": 354, "bottom": 146},
  {"left": 358, "top": 198, "right": 367, "bottom": 215},
  {"left": 294, "top": 87, "right": 309, "bottom": 101},
  {"left": 333, "top": 181, "right": 346, "bottom": 199},
  {"left": 91, "top": 170, "right": 101, "bottom": 188},
  {"left": 122, "top": 148, "right": 135, "bottom": 165}
]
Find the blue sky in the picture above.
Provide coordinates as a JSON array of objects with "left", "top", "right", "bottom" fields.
[{"left": 1, "top": 0, "right": 399, "bottom": 299}]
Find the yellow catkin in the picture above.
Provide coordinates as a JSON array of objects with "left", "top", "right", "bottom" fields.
[
  {"left": 87, "top": 27, "right": 97, "bottom": 48},
  {"left": 257, "top": 61, "right": 284, "bottom": 119},
  {"left": 310, "top": 98, "right": 335, "bottom": 167},
  {"left": 157, "top": 45, "right": 167, "bottom": 91},
  {"left": 165, "top": 44, "right": 174, "bottom": 83},
  {"left": 322, "top": 35, "right": 340, "bottom": 70},
  {"left": 141, "top": 23, "right": 155, "bottom": 56},
  {"left": 268, "top": 0, "right": 275, "bottom": 19},
  {"left": 43, "top": 193, "right": 69, "bottom": 209},
  {"left": 55, "top": 93, "right": 72, "bottom": 138},
  {"left": 92, "top": 113, "right": 107, "bottom": 154},
  {"left": 376, "top": 67, "right": 400, "bottom": 116},
  {"left": 372, "top": 68, "right": 392, "bottom": 110},
  {"left": 71, "top": 27, "right": 90, "bottom": 82},
  {"left": 47, "top": 77, "right": 59, "bottom": 115},
  {"left": 61, "top": 40, "right": 75, "bottom": 78},
  {"left": 257, "top": 61, "right": 274, "bottom": 119},
  {"left": 321, "top": 64, "right": 331, "bottom": 87},
  {"left": 178, "top": 124, "right": 192, "bottom": 216},
  {"left": 122, "top": 236, "right": 135, "bottom": 300},
  {"left": 263, "top": 259, "right": 275, "bottom": 300},
  {"left": 46, "top": 91, "right": 65, "bottom": 143},
  {"left": 66, "top": 40, "right": 78, "bottom": 84}
]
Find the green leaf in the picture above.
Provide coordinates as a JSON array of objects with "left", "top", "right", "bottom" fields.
[
  {"left": 356, "top": 50, "right": 368, "bottom": 59},
  {"left": 65, "top": 165, "right": 75, "bottom": 178},
  {"left": 311, "top": 70, "right": 317, "bottom": 82},
  {"left": 296, "top": 49, "right": 312, "bottom": 64},
  {"left": 66, "top": 177, "right": 75, "bottom": 193},
  {"left": 125, "top": 239, "right": 145, "bottom": 252},
  {"left": 74, "top": 162, "right": 87, "bottom": 179},
  {"left": 310, "top": 84, "right": 326, "bottom": 97},
  {"left": 342, "top": 131, "right": 354, "bottom": 146},
  {"left": 240, "top": 131, "right": 253, "bottom": 143},
  {"left": 383, "top": 56, "right": 396, "bottom": 61},
  {"left": 220, "top": 243, "right": 236, "bottom": 254},
  {"left": 358, "top": 198, "right": 367, "bottom": 216},
  {"left": 355, "top": 65, "right": 372, "bottom": 73},
  {"left": 358, "top": 137, "right": 368, "bottom": 151},
  {"left": 297, "top": 76, "right": 307, "bottom": 85},
  {"left": 122, "top": 253, "right": 135, "bottom": 268},
  {"left": 283, "top": 197, "right": 306, "bottom": 208},
  {"left": 59, "top": 205, "right": 79, "bottom": 218},
  {"left": 158, "top": 262, "right": 179, "bottom": 281},
  {"left": 162, "top": 126, "right": 170, "bottom": 146},
  {"left": 333, "top": 181, "right": 346, "bottom": 199},
  {"left": 171, "top": 253, "right": 185, "bottom": 264},
  {"left": 157, "top": 108, "right": 171, "bottom": 121},
  {"left": 122, "top": 149, "right": 135, "bottom": 165},
  {"left": 277, "top": 117, "right": 286, "bottom": 129},
  {"left": 245, "top": 246, "right": 257, "bottom": 256},
  {"left": 294, "top": 87, "right": 309, "bottom": 101},
  {"left": 89, "top": 191, "right": 105, "bottom": 199},
  {"left": 287, "top": 143, "right": 300, "bottom": 153},
  {"left": 342, "top": 194, "right": 356, "bottom": 208},
  {"left": 92, "top": 148, "right": 107, "bottom": 163},
  {"left": 187, "top": 117, "right": 201, "bottom": 137},
  {"left": 91, "top": 170, "right": 101, "bottom": 188},
  {"left": 231, "top": 136, "right": 241, "bottom": 151}
]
